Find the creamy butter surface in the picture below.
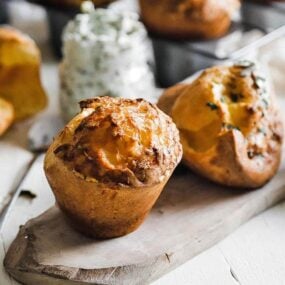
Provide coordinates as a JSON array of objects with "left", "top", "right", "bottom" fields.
[{"left": 60, "top": 7, "right": 155, "bottom": 121}]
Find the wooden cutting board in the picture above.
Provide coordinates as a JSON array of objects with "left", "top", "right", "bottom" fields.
[{"left": 4, "top": 152, "right": 285, "bottom": 285}]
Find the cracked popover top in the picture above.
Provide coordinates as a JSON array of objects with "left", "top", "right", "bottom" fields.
[
  {"left": 158, "top": 62, "right": 284, "bottom": 188},
  {"left": 166, "top": 62, "right": 283, "bottom": 160},
  {"left": 53, "top": 97, "right": 182, "bottom": 188}
]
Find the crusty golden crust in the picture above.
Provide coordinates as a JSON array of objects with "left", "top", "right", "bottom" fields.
[
  {"left": 45, "top": 146, "right": 169, "bottom": 238},
  {"left": 44, "top": 97, "right": 182, "bottom": 238},
  {"left": 52, "top": 97, "right": 182, "bottom": 188},
  {"left": 0, "top": 27, "right": 47, "bottom": 121},
  {"left": 0, "top": 98, "right": 14, "bottom": 136},
  {"left": 158, "top": 62, "right": 284, "bottom": 188},
  {"left": 139, "top": 0, "right": 240, "bottom": 39},
  {"left": 157, "top": 84, "right": 188, "bottom": 115},
  {"left": 0, "top": 27, "right": 40, "bottom": 65}
]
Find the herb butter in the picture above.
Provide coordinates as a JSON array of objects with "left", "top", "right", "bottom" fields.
[{"left": 60, "top": 7, "right": 155, "bottom": 121}]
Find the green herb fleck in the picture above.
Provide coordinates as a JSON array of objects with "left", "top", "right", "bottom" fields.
[
  {"left": 258, "top": 128, "right": 267, "bottom": 135},
  {"left": 262, "top": 98, "right": 269, "bottom": 108},
  {"left": 206, "top": 102, "right": 218, "bottom": 110},
  {"left": 223, "top": 123, "right": 240, "bottom": 131}
]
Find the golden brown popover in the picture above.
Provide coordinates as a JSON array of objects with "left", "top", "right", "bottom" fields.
[
  {"left": 44, "top": 97, "right": 182, "bottom": 238},
  {"left": 0, "top": 98, "right": 14, "bottom": 136},
  {"left": 139, "top": 0, "right": 240, "bottom": 39},
  {"left": 0, "top": 27, "right": 47, "bottom": 121},
  {"left": 158, "top": 62, "right": 284, "bottom": 188}
]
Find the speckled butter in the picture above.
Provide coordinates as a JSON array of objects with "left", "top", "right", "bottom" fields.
[{"left": 60, "top": 6, "right": 155, "bottom": 121}]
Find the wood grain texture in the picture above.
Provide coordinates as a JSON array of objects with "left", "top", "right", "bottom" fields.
[
  {"left": 4, "top": 152, "right": 285, "bottom": 285},
  {"left": 152, "top": 200, "right": 285, "bottom": 285}
]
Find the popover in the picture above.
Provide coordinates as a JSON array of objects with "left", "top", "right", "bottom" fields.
[
  {"left": 158, "top": 62, "right": 283, "bottom": 188},
  {"left": 0, "top": 27, "right": 47, "bottom": 121},
  {"left": 139, "top": 0, "right": 240, "bottom": 39},
  {"left": 44, "top": 97, "right": 182, "bottom": 238}
]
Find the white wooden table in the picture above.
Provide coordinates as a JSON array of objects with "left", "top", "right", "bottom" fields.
[{"left": 1, "top": 13, "right": 285, "bottom": 285}]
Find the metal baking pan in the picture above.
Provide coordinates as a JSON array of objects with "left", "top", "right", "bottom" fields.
[
  {"left": 0, "top": 1, "right": 9, "bottom": 24},
  {"left": 26, "top": 0, "right": 137, "bottom": 58},
  {"left": 44, "top": 7, "right": 77, "bottom": 58},
  {"left": 26, "top": 1, "right": 112, "bottom": 58},
  {"left": 152, "top": 2, "right": 285, "bottom": 87},
  {"left": 25, "top": 0, "right": 81, "bottom": 58}
]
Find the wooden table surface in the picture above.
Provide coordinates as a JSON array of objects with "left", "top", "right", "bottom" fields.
[{"left": 1, "top": 26, "right": 285, "bottom": 285}]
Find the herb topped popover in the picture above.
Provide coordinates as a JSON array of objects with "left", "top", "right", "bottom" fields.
[{"left": 158, "top": 62, "right": 283, "bottom": 188}]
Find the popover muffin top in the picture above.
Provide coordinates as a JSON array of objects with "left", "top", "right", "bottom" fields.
[
  {"left": 0, "top": 27, "right": 40, "bottom": 65},
  {"left": 147, "top": 0, "right": 240, "bottom": 20},
  {"left": 139, "top": 0, "right": 240, "bottom": 28},
  {"left": 166, "top": 62, "right": 283, "bottom": 161},
  {"left": 54, "top": 97, "right": 182, "bottom": 188},
  {"left": 139, "top": 0, "right": 241, "bottom": 39}
]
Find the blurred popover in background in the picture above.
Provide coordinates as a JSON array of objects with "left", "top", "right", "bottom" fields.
[
  {"left": 139, "top": 0, "right": 241, "bottom": 39},
  {"left": 0, "top": 27, "right": 47, "bottom": 121}
]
